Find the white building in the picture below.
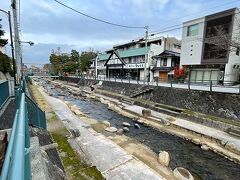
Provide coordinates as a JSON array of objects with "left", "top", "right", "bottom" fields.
[
  {"left": 180, "top": 8, "right": 240, "bottom": 84},
  {"left": 0, "top": 45, "right": 6, "bottom": 54},
  {"left": 90, "top": 37, "right": 181, "bottom": 81},
  {"left": 151, "top": 37, "right": 181, "bottom": 82}
]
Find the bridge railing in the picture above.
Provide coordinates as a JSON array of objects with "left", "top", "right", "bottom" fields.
[{"left": 0, "top": 78, "right": 46, "bottom": 180}]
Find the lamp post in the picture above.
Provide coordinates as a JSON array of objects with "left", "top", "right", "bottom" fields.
[
  {"left": 0, "top": 9, "right": 16, "bottom": 84},
  {"left": 20, "top": 41, "right": 34, "bottom": 46},
  {"left": 19, "top": 41, "right": 34, "bottom": 75}
]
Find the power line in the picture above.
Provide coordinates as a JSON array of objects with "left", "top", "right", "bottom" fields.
[
  {"left": 53, "top": 0, "right": 146, "bottom": 29},
  {"left": 149, "top": 0, "right": 240, "bottom": 30},
  {"left": 150, "top": 11, "right": 240, "bottom": 36}
]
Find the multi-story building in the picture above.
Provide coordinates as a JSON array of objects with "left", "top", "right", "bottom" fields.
[
  {"left": 180, "top": 8, "right": 240, "bottom": 84},
  {"left": 91, "top": 36, "right": 181, "bottom": 81},
  {"left": 151, "top": 37, "right": 181, "bottom": 82}
]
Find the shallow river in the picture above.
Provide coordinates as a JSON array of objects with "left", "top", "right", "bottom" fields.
[{"left": 45, "top": 82, "right": 240, "bottom": 180}]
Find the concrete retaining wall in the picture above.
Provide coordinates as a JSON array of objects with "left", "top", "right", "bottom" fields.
[{"left": 59, "top": 77, "right": 240, "bottom": 122}]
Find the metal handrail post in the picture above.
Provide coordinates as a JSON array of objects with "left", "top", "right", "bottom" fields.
[{"left": 210, "top": 81, "right": 212, "bottom": 92}]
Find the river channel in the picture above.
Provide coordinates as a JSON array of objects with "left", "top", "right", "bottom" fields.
[{"left": 43, "top": 81, "right": 240, "bottom": 180}]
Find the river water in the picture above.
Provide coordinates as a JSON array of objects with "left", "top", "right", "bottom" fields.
[{"left": 44, "top": 82, "right": 240, "bottom": 180}]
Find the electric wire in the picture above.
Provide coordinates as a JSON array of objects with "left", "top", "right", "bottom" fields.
[
  {"left": 53, "top": 0, "right": 146, "bottom": 29},
  {"left": 149, "top": 0, "right": 240, "bottom": 30}
]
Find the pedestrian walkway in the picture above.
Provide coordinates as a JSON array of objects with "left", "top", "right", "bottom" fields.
[
  {"left": 69, "top": 76, "right": 240, "bottom": 94},
  {"left": 122, "top": 105, "right": 240, "bottom": 152},
  {"left": 38, "top": 87, "right": 163, "bottom": 180}
]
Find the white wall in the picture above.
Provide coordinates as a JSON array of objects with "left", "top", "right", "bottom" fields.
[
  {"left": 0, "top": 46, "right": 6, "bottom": 54},
  {"left": 156, "top": 57, "right": 172, "bottom": 67},
  {"left": 224, "top": 9, "right": 240, "bottom": 82},
  {"left": 180, "top": 17, "right": 205, "bottom": 66},
  {"left": 149, "top": 44, "right": 164, "bottom": 66}
]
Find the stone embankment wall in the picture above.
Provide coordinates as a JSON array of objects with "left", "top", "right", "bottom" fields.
[{"left": 59, "top": 77, "right": 240, "bottom": 122}]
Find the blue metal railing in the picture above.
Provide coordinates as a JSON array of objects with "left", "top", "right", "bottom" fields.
[
  {"left": 0, "top": 78, "right": 46, "bottom": 180},
  {"left": 0, "top": 90, "right": 31, "bottom": 180},
  {"left": 0, "top": 81, "right": 10, "bottom": 109}
]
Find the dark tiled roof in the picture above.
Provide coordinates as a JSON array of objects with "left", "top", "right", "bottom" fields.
[{"left": 153, "top": 50, "right": 180, "bottom": 58}]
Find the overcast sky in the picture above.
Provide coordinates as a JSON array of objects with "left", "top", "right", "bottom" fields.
[{"left": 1, "top": 0, "right": 240, "bottom": 65}]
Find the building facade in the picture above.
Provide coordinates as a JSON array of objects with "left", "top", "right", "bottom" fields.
[
  {"left": 180, "top": 8, "right": 240, "bottom": 84},
  {"left": 91, "top": 36, "right": 181, "bottom": 81},
  {"left": 152, "top": 50, "right": 180, "bottom": 82}
]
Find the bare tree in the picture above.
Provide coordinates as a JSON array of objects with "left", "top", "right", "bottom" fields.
[{"left": 203, "top": 21, "right": 240, "bottom": 58}]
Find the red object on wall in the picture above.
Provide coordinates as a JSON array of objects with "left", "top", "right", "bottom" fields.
[
  {"left": 179, "top": 68, "right": 185, "bottom": 76},
  {"left": 174, "top": 67, "right": 185, "bottom": 78},
  {"left": 174, "top": 67, "right": 179, "bottom": 78}
]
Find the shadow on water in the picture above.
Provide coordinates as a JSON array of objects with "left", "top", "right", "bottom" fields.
[{"left": 46, "top": 84, "right": 240, "bottom": 180}]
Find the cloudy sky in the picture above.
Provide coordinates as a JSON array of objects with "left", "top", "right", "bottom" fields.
[{"left": 1, "top": 0, "right": 240, "bottom": 65}]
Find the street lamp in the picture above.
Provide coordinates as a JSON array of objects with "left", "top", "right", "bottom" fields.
[
  {"left": 0, "top": 8, "right": 16, "bottom": 84},
  {"left": 20, "top": 41, "right": 34, "bottom": 46},
  {"left": 19, "top": 41, "right": 34, "bottom": 75}
]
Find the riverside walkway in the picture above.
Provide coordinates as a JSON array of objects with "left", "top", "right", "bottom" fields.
[{"left": 38, "top": 86, "right": 163, "bottom": 180}]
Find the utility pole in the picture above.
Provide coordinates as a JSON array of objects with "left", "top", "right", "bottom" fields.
[
  {"left": 0, "top": 9, "right": 16, "bottom": 84},
  {"left": 11, "top": 0, "right": 22, "bottom": 83},
  {"left": 95, "top": 54, "right": 98, "bottom": 79},
  {"left": 8, "top": 11, "right": 16, "bottom": 84},
  {"left": 144, "top": 26, "right": 149, "bottom": 84}
]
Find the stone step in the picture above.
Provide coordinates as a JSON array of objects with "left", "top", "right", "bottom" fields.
[
  {"left": 154, "top": 106, "right": 181, "bottom": 116},
  {"left": 130, "top": 87, "right": 153, "bottom": 98},
  {"left": 121, "top": 98, "right": 134, "bottom": 105},
  {"left": 228, "top": 128, "right": 240, "bottom": 137}
]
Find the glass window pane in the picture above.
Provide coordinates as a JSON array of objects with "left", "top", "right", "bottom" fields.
[{"left": 187, "top": 24, "right": 199, "bottom": 36}]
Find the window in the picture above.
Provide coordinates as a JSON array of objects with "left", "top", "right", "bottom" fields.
[
  {"left": 174, "top": 44, "right": 181, "bottom": 49},
  {"left": 129, "top": 57, "right": 132, "bottom": 63},
  {"left": 160, "top": 58, "right": 167, "bottom": 66},
  {"left": 187, "top": 24, "right": 199, "bottom": 36}
]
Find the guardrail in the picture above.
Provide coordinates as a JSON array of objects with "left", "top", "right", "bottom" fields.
[
  {"left": 0, "top": 78, "right": 46, "bottom": 180},
  {"left": 65, "top": 75, "right": 240, "bottom": 94},
  {"left": 0, "top": 81, "right": 10, "bottom": 109},
  {"left": 0, "top": 89, "right": 31, "bottom": 180}
]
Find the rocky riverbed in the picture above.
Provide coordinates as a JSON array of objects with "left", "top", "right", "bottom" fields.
[{"left": 42, "top": 79, "right": 240, "bottom": 180}]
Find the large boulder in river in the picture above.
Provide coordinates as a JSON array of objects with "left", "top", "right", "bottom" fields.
[
  {"left": 123, "top": 127, "right": 130, "bottom": 132},
  {"left": 134, "top": 123, "right": 140, "bottom": 129},
  {"left": 158, "top": 151, "right": 170, "bottom": 167},
  {"left": 116, "top": 128, "right": 124, "bottom": 135},
  {"left": 105, "top": 127, "right": 117, "bottom": 133},
  {"left": 122, "top": 122, "right": 131, "bottom": 127},
  {"left": 74, "top": 110, "right": 82, "bottom": 115},
  {"left": 142, "top": 109, "right": 151, "bottom": 117},
  {"left": 103, "top": 121, "right": 110, "bottom": 127},
  {"left": 70, "top": 105, "right": 79, "bottom": 112},
  {"left": 201, "top": 144, "right": 209, "bottom": 151},
  {"left": 173, "top": 167, "right": 194, "bottom": 180},
  {"left": 137, "top": 119, "right": 144, "bottom": 124}
]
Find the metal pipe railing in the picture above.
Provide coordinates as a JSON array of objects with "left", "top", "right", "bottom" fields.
[
  {"left": 0, "top": 110, "right": 19, "bottom": 180},
  {"left": 0, "top": 90, "right": 31, "bottom": 180},
  {"left": 9, "top": 92, "right": 26, "bottom": 180}
]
